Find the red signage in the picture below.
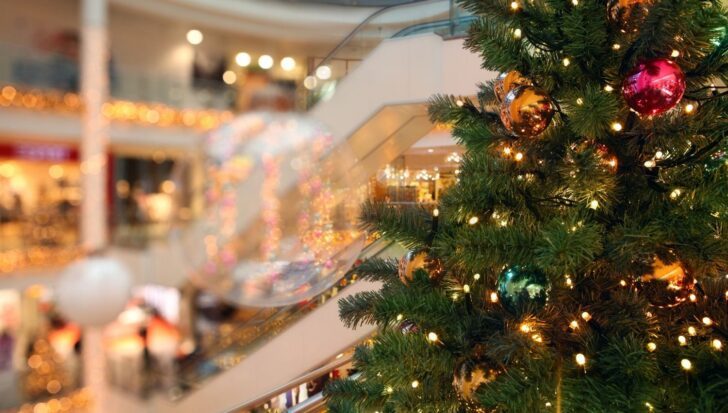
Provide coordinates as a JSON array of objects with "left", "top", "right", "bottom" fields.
[{"left": 0, "top": 142, "right": 79, "bottom": 161}]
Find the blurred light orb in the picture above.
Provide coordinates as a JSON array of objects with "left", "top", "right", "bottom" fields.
[
  {"left": 181, "top": 112, "right": 364, "bottom": 307},
  {"left": 316, "top": 65, "right": 332, "bottom": 80},
  {"left": 258, "top": 55, "right": 274, "bottom": 70},
  {"left": 186, "top": 29, "right": 203, "bottom": 45},
  {"left": 222, "top": 70, "right": 237, "bottom": 85},
  {"left": 303, "top": 76, "right": 318, "bottom": 90},
  {"left": 280, "top": 57, "right": 296, "bottom": 72},
  {"left": 235, "top": 52, "right": 252, "bottom": 67},
  {"left": 55, "top": 257, "right": 132, "bottom": 327}
]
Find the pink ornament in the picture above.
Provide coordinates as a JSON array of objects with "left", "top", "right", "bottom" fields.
[{"left": 621, "top": 58, "right": 686, "bottom": 116}]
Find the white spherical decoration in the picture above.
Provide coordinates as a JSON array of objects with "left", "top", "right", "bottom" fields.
[{"left": 55, "top": 257, "right": 132, "bottom": 327}]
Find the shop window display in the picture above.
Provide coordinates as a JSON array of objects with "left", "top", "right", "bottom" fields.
[
  {"left": 112, "top": 155, "right": 193, "bottom": 248},
  {"left": 0, "top": 143, "right": 82, "bottom": 273},
  {"left": 370, "top": 149, "right": 462, "bottom": 205}
]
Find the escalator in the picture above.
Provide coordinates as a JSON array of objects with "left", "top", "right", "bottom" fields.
[
  {"left": 115, "top": 5, "right": 488, "bottom": 411},
  {"left": 132, "top": 239, "right": 403, "bottom": 413}
]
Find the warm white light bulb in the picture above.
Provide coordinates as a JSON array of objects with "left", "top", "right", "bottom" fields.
[
  {"left": 678, "top": 335, "right": 687, "bottom": 346},
  {"left": 712, "top": 339, "right": 722, "bottom": 350},
  {"left": 611, "top": 122, "right": 623, "bottom": 132},
  {"left": 411, "top": 380, "right": 420, "bottom": 388},
  {"left": 235, "top": 52, "right": 251, "bottom": 67},
  {"left": 303, "top": 76, "right": 318, "bottom": 90},
  {"left": 581, "top": 311, "right": 592, "bottom": 321},
  {"left": 280, "top": 57, "right": 296, "bottom": 71},
  {"left": 468, "top": 216, "right": 479, "bottom": 225},
  {"left": 563, "top": 58, "right": 571, "bottom": 67},
  {"left": 463, "top": 284, "right": 471, "bottom": 294},
  {"left": 575, "top": 353, "right": 586, "bottom": 366},
  {"left": 222, "top": 70, "right": 237, "bottom": 85},
  {"left": 513, "top": 28, "right": 522, "bottom": 38},
  {"left": 316, "top": 65, "right": 332, "bottom": 80},
  {"left": 688, "top": 326, "right": 697, "bottom": 336},
  {"left": 186, "top": 29, "right": 203, "bottom": 45},
  {"left": 680, "top": 358, "right": 692, "bottom": 370},
  {"left": 258, "top": 55, "right": 274, "bottom": 70},
  {"left": 646, "top": 342, "right": 657, "bottom": 352},
  {"left": 427, "top": 332, "right": 438, "bottom": 342}
]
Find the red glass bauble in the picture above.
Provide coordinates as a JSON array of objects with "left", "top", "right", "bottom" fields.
[{"left": 621, "top": 58, "right": 686, "bottom": 116}]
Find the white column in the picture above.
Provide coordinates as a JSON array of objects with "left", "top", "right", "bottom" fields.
[
  {"left": 80, "top": 1, "right": 110, "bottom": 412},
  {"left": 80, "top": 0, "right": 109, "bottom": 251}
]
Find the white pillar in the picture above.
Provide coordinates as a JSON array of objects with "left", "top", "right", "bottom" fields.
[
  {"left": 80, "top": 1, "right": 110, "bottom": 411},
  {"left": 80, "top": 0, "right": 109, "bottom": 251}
]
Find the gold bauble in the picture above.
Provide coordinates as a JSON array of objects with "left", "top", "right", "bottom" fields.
[
  {"left": 640, "top": 258, "right": 696, "bottom": 308},
  {"left": 453, "top": 365, "right": 498, "bottom": 400},
  {"left": 607, "top": 0, "right": 654, "bottom": 33},
  {"left": 494, "top": 70, "right": 532, "bottom": 102},
  {"left": 398, "top": 249, "right": 442, "bottom": 284},
  {"left": 499, "top": 86, "right": 555, "bottom": 137}
]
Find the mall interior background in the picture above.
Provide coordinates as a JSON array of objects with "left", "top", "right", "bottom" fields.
[{"left": 0, "top": 0, "right": 485, "bottom": 412}]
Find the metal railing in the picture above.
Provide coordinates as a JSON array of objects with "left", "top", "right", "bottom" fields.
[{"left": 0, "top": 41, "right": 236, "bottom": 110}]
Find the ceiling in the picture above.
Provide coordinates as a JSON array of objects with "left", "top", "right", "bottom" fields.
[
  {"left": 278, "top": 0, "right": 427, "bottom": 6},
  {"left": 111, "top": 0, "right": 447, "bottom": 44}
]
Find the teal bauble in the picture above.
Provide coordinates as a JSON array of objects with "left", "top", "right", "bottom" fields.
[{"left": 497, "top": 265, "right": 550, "bottom": 313}]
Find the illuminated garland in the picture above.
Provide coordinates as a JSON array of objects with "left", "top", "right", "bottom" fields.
[{"left": 0, "top": 85, "right": 233, "bottom": 131}]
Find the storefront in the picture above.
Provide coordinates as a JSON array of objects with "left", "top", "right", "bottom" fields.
[{"left": 0, "top": 141, "right": 84, "bottom": 273}]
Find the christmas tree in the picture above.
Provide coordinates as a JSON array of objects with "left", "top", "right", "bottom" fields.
[{"left": 325, "top": 0, "right": 728, "bottom": 411}]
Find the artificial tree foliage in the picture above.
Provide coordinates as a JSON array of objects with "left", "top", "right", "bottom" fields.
[{"left": 326, "top": 0, "right": 728, "bottom": 412}]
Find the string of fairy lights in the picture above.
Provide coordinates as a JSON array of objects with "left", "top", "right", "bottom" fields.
[
  {"left": 390, "top": 20, "right": 727, "bottom": 395},
  {"left": 0, "top": 85, "right": 234, "bottom": 130}
]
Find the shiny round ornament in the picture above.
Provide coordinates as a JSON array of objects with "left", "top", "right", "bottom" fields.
[
  {"left": 400, "top": 320, "right": 419, "bottom": 335},
  {"left": 494, "top": 70, "right": 532, "bottom": 102},
  {"left": 640, "top": 258, "right": 696, "bottom": 308},
  {"left": 607, "top": 0, "right": 654, "bottom": 33},
  {"left": 55, "top": 257, "right": 133, "bottom": 327},
  {"left": 500, "top": 86, "right": 555, "bottom": 137},
  {"left": 398, "top": 249, "right": 443, "bottom": 284},
  {"left": 497, "top": 265, "right": 550, "bottom": 313},
  {"left": 621, "top": 58, "right": 686, "bottom": 116},
  {"left": 453, "top": 364, "right": 498, "bottom": 400}
]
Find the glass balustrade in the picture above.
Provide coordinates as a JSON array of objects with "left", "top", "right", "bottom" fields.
[{"left": 301, "top": 0, "right": 474, "bottom": 108}]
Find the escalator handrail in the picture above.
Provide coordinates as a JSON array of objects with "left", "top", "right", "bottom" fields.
[
  {"left": 308, "top": 0, "right": 446, "bottom": 78},
  {"left": 226, "top": 354, "right": 355, "bottom": 412},
  {"left": 288, "top": 372, "right": 363, "bottom": 413},
  {"left": 391, "top": 14, "right": 477, "bottom": 38}
]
